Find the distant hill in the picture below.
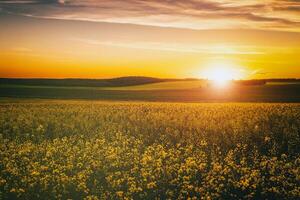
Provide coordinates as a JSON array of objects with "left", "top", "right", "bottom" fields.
[{"left": 0, "top": 76, "right": 186, "bottom": 87}]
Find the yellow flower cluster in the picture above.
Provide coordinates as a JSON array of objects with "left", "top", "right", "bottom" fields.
[{"left": 0, "top": 101, "right": 299, "bottom": 199}]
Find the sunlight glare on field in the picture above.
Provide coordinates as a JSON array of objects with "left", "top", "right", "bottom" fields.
[{"left": 201, "top": 60, "right": 244, "bottom": 87}]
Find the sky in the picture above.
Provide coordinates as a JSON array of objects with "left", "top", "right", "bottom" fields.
[{"left": 0, "top": 0, "right": 300, "bottom": 79}]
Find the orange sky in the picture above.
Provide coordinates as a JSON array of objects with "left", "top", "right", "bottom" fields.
[{"left": 0, "top": 0, "right": 300, "bottom": 79}]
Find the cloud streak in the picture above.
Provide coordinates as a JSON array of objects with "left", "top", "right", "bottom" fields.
[
  {"left": 1, "top": 0, "right": 300, "bottom": 31},
  {"left": 71, "top": 37, "right": 265, "bottom": 55}
]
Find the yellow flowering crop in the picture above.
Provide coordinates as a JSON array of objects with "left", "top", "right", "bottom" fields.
[{"left": 0, "top": 101, "right": 299, "bottom": 199}]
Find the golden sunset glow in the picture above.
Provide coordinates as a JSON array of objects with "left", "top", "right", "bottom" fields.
[
  {"left": 201, "top": 60, "right": 245, "bottom": 81},
  {"left": 0, "top": 0, "right": 299, "bottom": 79},
  {"left": 200, "top": 60, "right": 245, "bottom": 87}
]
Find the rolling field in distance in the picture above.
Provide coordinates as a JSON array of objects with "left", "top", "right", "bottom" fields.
[
  {"left": 0, "top": 100, "right": 300, "bottom": 199},
  {"left": 103, "top": 80, "right": 205, "bottom": 90},
  {"left": 0, "top": 80, "right": 204, "bottom": 91},
  {"left": 1, "top": 80, "right": 300, "bottom": 102}
]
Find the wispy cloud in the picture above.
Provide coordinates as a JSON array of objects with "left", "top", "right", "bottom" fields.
[
  {"left": 0, "top": 0, "right": 300, "bottom": 31},
  {"left": 72, "top": 37, "right": 265, "bottom": 55},
  {"left": 11, "top": 47, "right": 32, "bottom": 52}
]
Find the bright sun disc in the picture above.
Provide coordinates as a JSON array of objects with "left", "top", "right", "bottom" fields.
[{"left": 201, "top": 60, "right": 244, "bottom": 87}]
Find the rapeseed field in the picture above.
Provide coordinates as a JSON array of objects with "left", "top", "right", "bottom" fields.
[{"left": 0, "top": 101, "right": 299, "bottom": 199}]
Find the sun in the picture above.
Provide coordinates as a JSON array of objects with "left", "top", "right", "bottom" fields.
[{"left": 200, "top": 60, "right": 244, "bottom": 87}]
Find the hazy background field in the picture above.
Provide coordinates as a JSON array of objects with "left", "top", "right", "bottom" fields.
[{"left": 1, "top": 77, "right": 300, "bottom": 102}]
